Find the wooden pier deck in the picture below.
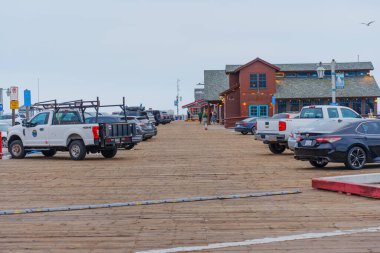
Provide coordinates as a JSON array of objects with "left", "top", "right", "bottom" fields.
[{"left": 1, "top": 121, "right": 380, "bottom": 252}]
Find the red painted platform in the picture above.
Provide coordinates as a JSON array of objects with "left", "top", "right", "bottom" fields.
[{"left": 312, "top": 173, "right": 380, "bottom": 199}]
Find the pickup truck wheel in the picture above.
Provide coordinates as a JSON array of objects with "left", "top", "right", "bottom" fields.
[
  {"left": 268, "top": 143, "right": 286, "bottom": 154},
  {"left": 309, "top": 160, "right": 328, "bottom": 168},
  {"left": 101, "top": 148, "right": 118, "bottom": 159},
  {"left": 241, "top": 131, "right": 248, "bottom": 135},
  {"left": 9, "top": 140, "right": 26, "bottom": 159},
  {"left": 125, "top": 144, "right": 135, "bottom": 150},
  {"left": 42, "top": 150, "right": 57, "bottom": 157},
  {"left": 69, "top": 140, "right": 86, "bottom": 160}
]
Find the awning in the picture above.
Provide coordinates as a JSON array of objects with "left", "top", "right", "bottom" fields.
[{"left": 182, "top": 98, "right": 207, "bottom": 108}]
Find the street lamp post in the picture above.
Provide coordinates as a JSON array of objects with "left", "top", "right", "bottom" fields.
[
  {"left": 331, "top": 59, "right": 337, "bottom": 104},
  {"left": 316, "top": 60, "right": 337, "bottom": 105}
]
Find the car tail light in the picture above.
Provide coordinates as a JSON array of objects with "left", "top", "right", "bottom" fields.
[
  {"left": 315, "top": 136, "right": 342, "bottom": 143},
  {"left": 105, "top": 138, "right": 112, "bottom": 142},
  {"left": 92, "top": 126, "right": 99, "bottom": 140},
  {"left": 279, "top": 121, "right": 286, "bottom": 131},
  {"left": 296, "top": 136, "right": 302, "bottom": 142},
  {"left": 286, "top": 114, "right": 291, "bottom": 119}
]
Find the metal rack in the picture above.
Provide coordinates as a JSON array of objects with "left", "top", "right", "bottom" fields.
[{"left": 32, "top": 97, "right": 129, "bottom": 123}]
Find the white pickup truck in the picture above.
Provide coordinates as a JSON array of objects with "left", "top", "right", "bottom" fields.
[
  {"left": 255, "top": 105, "right": 362, "bottom": 154},
  {"left": 7, "top": 109, "right": 136, "bottom": 160}
]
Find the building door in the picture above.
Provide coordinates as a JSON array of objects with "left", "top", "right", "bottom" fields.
[{"left": 249, "top": 105, "right": 268, "bottom": 117}]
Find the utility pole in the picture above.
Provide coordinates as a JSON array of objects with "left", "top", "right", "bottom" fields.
[
  {"left": 37, "top": 77, "right": 40, "bottom": 103},
  {"left": 176, "top": 79, "right": 180, "bottom": 116}
]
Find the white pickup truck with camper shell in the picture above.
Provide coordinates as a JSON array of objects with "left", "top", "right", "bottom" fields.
[
  {"left": 255, "top": 105, "right": 363, "bottom": 154},
  {"left": 7, "top": 109, "right": 136, "bottom": 160}
]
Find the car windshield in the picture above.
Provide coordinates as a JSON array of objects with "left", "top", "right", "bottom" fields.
[
  {"left": 272, "top": 114, "right": 289, "bottom": 119},
  {"left": 0, "top": 115, "right": 12, "bottom": 120},
  {"left": 0, "top": 125, "right": 9, "bottom": 131},
  {"left": 242, "top": 118, "right": 255, "bottom": 122},
  {"left": 300, "top": 108, "right": 323, "bottom": 118},
  {"left": 85, "top": 117, "right": 121, "bottom": 124}
]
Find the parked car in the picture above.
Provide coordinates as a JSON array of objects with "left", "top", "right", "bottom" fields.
[
  {"left": 159, "top": 111, "right": 172, "bottom": 125},
  {"left": 85, "top": 116, "right": 142, "bottom": 150},
  {"left": 294, "top": 119, "right": 380, "bottom": 170},
  {"left": 256, "top": 106, "right": 362, "bottom": 154},
  {"left": 234, "top": 117, "right": 260, "bottom": 135},
  {"left": 7, "top": 110, "right": 136, "bottom": 160},
  {"left": 0, "top": 123, "right": 10, "bottom": 148},
  {"left": 0, "top": 114, "right": 24, "bottom": 125},
  {"left": 126, "top": 116, "right": 157, "bottom": 141},
  {"left": 288, "top": 120, "right": 350, "bottom": 151},
  {"left": 146, "top": 111, "right": 157, "bottom": 126}
]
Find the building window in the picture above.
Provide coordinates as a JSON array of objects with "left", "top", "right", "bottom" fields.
[
  {"left": 310, "top": 72, "right": 318, "bottom": 78},
  {"left": 297, "top": 72, "right": 309, "bottom": 78},
  {"left": 277, "top": 100, "right": 287, "bottom": 113},
  {"left": 364, "top": 98, "right": 375, "bottom": 114},
  {"left": 285, "top": 73, "right": 297, "bottom": 78},
  {"left": 312, "top": 99, "right": 323, "bottom": 105},
  {"left": 344, "top": 71, "right": 356, "bottom": 77},
  {"left": 302, "top": 100, "right": 312, "bottom": 107},
  {"left": 289, "top": 100, "right": 300, "bottom": 112},
  {"left": 249, "top": 105, "right": 268, "bottom": 117},
  {"left": 352, "top": 98, "right": 362, "bottom": 114},
  {"left": 250, "top": 73, "right": 266, "bottom": 89},
  {"left": 338, "top": 98, "right": 349, "bottom": 107},
  {"left": 250, "top": 74, "right": 258, "bottom": 88}
]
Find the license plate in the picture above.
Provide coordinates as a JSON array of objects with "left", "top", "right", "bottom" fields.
[
  {"left": 304, "top": 140, "right": 312, "bottom": 146},
  {"left": 265, "top": 135, "right": 276, "bottom": 141}
]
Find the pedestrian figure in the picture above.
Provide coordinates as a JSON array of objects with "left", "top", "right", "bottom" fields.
[
  {"left": 187, "top": 110, "right": 191, "bottom": 121},
  {"left": 198, "top": 111, "right": 203, "bottom": 124},
  {"left": 211, "top": 111, "right": 217, "bottom": 124},
  {"left": 202, "top": 109, "right": 208, "bottom": 130}
]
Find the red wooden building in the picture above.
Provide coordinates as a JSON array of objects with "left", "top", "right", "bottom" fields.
[{"left": 221, "top": 57, "right": 380, "bottom": 128}]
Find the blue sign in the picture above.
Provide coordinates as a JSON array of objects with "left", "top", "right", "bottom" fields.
[
  {"left": 336, "top": 73, "right": 345, "bottom": 89},
  {"left": 271, "top": 96, "right": 276, "bottom": 105},
  {"left": 24, "top": 89, "right": 31, "bottom": 106},
  {"left": 0, "top": 103, "right": 3, "bottom": 111}
]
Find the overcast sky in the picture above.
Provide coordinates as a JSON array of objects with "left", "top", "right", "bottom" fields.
[{"left": 0, "top": 0, "right": 379, "bottom": 113}]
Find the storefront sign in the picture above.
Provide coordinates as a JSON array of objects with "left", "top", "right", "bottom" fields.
[{"left": 336, "top": 73, "right": 345, "bottom": 89}]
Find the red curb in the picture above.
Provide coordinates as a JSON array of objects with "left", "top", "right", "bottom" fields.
[{"left": 312, "top": 174, "right": 380, "bottom": 199}]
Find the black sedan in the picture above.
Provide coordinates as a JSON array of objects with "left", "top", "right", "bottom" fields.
[
  {"left": 294, "top": 120, "right": 380, "bottom": 170},
  {"left": 234, "top": 117, "right": 258, "bottom": 135}
]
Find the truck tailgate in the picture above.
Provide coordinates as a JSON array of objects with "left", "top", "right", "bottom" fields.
[{"left": 256, "top": 118, "right": 282, "bottom": 134}]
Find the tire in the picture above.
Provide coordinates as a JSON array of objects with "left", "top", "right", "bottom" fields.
[
  {"left": 268, "top": 143, "right": 286, "bottom": 154},
  {"left": 125, "top": 144, "right": 135, "bottom": 150},
  {"left": 9, "top": 140, "right": 26, "bottom": 159},
  {"left": 101, "top": 148, "right": 118, "bottom": 159},
  {"left": 310, "top": 160, "right": 328, "bottom": 168},
  {"left": 42, "top": 150, "right": 57, "bottom": 157},
  {"left": 345, "top": 146, "right": 366, "bottom": 170},
  {"left": 241, "top": 131, "right": 248, "bottom": 135},
  {"left": 69, "top": 140, "right": 86, "bottom": 160}
]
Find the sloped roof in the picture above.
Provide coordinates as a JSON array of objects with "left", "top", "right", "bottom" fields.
[
  {"left": 204, "top": 70, "right": 228, "bottom": 101},
  {"left": 226, "top": 62, "right": 374, "bottom": 73},
  {"left": 275, "top": 76, "right": 380, "bottom": 99}
]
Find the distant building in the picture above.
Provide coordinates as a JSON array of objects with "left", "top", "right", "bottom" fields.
[
  {"left": 221, "top": 57, "right": 380, "bottom": 127},
  {"left": 194, "top": 88, "right": 205, "bottom": 100},
  {"left": 183, "top": 70, "right": 228, "bottom": 122}
]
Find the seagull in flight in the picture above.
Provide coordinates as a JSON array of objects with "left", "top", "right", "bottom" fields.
[{"left": 361, "top": 20, "right": 375, "bottom": 26}]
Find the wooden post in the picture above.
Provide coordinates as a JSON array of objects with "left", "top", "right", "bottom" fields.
[{"left": 12, "top": 109, "right": 15, "bottom": 126}]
